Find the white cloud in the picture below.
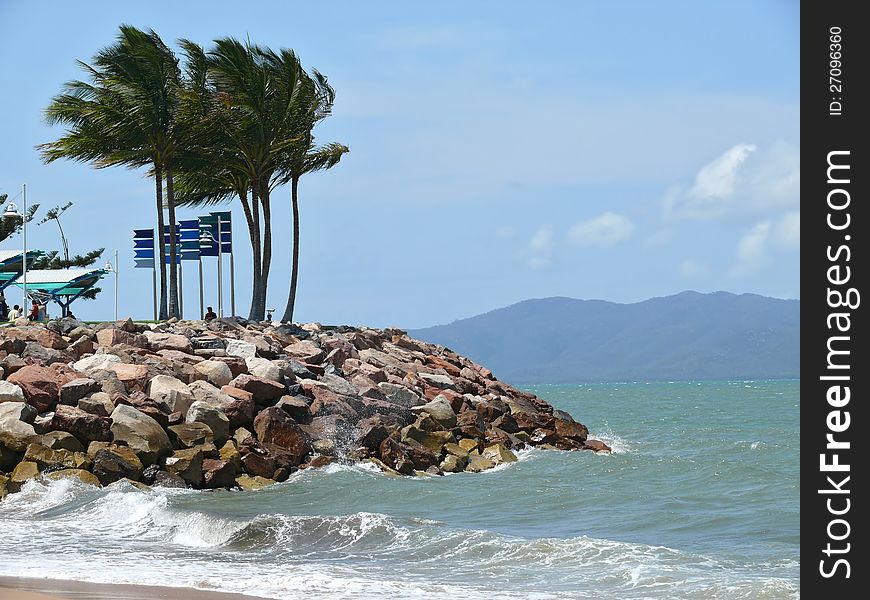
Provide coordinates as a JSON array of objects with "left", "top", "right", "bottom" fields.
[
  {"left": 732, "top": 221, "right": 772, "bottom": 276},
  {"left": 665, "top": 142, "right": 799, "bottom": 220},
  {"left": 679, "top": 259, "right": 708, "bottom": 278},
  {"left": 526, "top": 225, "right": 554, "bottom": 268},
  {"left": 567, "top": 212, "right": 635, "bottom": 247},
  {"left": 690, "top": 143, "right": 757, "bottom": 199},
  {"left": 775, "top": 211, "right": 800, "bottom": 248}
]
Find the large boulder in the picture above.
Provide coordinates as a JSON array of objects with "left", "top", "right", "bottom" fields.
[
  {"left": 164, "top": 448, "right": 203, "bottom": 486},
  {"left": 229, "top": 374, "right": 285, "bottom": 404},
  {"left": 193, "top": 360, "right": 234, "bottom": 387},
  {"left": 50, "top": 405, "right": 112, "bottom": 443},
  {"left": 317, "top": 374, "right": 358, "bottom": 397},
  {"left": 111, "top": 364, "right": 149, "bottom": 392},
  {"left": 110, "top": 404, "right": 172, "bottom": 464},
  {"left": 253, "top": 407, "right": 311, "bottom": 464},
  {"left": 146, "top": 375, "right": 194, "bottom": 415},
  {"left": 0, "top": 402, "right": 38, "bottom": 451},
  {"left": 0, "top": 380, "right": 26, "bottom": 404},
  {"left": 225, "top": 339, "right": 257, "bottom": 359},
  {"left": 7, "top": 365, "right": 62, "bottom": 412},
  {"left": 186, "top": 401, "right": 230, "bottom": 446},
  {"left": 144, "top": 331, "right": 193, "bottom": 353},
  {"left": 244, "top": 357, "right": 282, "bottom": 382},
  {"left": 412, "top": 395, "right": 457, "bottom": 429},
  {"left": 202, "top": 459, "right": 236, "bottom": 488},
  {"left": 73, "top": 353, "right": 122, "bottom": 373},
  {"left": 96, "top": 328, "right": 145, "bottom": 348},
  {"left": 283, "top": 341, "right": 326, "bottom": 364},
  {"left": 378, "top": 382, "right": 423, "bottom": 407},
  {"left": 168, "top": 422, "right": 214, "bottom": 449},
  {"left": 59, "top": 378, "right": 101, "bottom": 406},
  {"left": 92, "top": 446, "right": 143, "bottom": 485},
  {"left": 418, "top": 372, "right": 454, "bottom": 389},
  {"left": 24, "top": 443, "right": 92, "bottom": 471}
]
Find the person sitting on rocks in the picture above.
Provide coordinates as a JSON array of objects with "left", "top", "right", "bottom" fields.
[
  {"left": 8, "top": 304, "right": 21, "bottom": 320},
  {"left": 204, "top": 306, "right": 217, "bottom": 321},
  {"left": 27, "top": 300, "right": 40, "bottom": 321}
]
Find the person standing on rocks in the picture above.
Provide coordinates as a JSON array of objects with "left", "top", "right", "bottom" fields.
[{"left": 0, "top": 293, "right": 7, "bottom": 321}]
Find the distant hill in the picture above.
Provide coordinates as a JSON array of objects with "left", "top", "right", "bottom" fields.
[{"left": 409, "top": 291, "right": 799, "bottom": 383}]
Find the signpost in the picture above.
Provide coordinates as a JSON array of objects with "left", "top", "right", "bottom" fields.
[{"left": 133, "top": 228, "right": 156, "bottom": 320}]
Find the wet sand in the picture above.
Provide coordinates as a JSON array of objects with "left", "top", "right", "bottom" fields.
[{"left": 0, "top": 577, "right": 273, "bottom": 600}]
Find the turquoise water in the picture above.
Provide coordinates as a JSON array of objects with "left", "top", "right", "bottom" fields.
[{"left": 0, "top": 380, "right": 799, "bottom": 599}]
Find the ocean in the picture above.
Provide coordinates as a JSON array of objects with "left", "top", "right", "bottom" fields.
[{"left": 0, "top": 380, "right": 800, "bottom": 599}]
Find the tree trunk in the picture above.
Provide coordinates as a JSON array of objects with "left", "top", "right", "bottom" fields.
[
  {"left": 240, "top": 189, "right": 261, "bottom": 321},
  {"left": 249, "top": 185, "right": 264, "bottom": 321},
  {"left": 258, "top": 182, "right": 273, "bottom": 322},
  {"left": 155, "top": 164, "right": 168, "bottom": 321},
  {"left": 281, "top": 175, "right": 300, "bottom": 323},
  {"left": 166, "top": 162, "right": 180, "bottom": 318}
]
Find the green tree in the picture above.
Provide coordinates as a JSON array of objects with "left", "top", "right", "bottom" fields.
[
  {"left": 39, "top": 25, "right": 182, "bottom": 319},
  {"left": 175, "top": 38, "right": 310, "bottom": 321},
  {"left": 0, "top": 193, "right": 39, "bottom": 244}
]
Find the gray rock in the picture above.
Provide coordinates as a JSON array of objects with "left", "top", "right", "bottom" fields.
[
  {"left": 59, "top": 378, "right": 101, "bottom": 405},
  {"left": 418, "top": 372, "right": 454, "bottom": 389},
  {"left": 193, "top": 360, "right": 234, "bottom": 387},
  {"left": 185, "top": 401, "right": 230, "bottom": 445},
  {"left": 146, "top": 375, "right": 194, "bottom": 415},
  {"left": 77, "top": 392, "right": 115, "bottom": 417},
  {"left": 318, "top": 374, "right": 358, "bottom": 396},
  {"left": 110, "top": 404, "right": 172, "bottom": 464},
  {"left": 412, "top": 395, "right": 457, "bottom": 429},
  {"left": 0, "top": 402, "right": 38, "bottom": 451},
  {"left": 38, "top": 431, "right": 85, "bottom": 452},
  {"left": 0, "top": 380, "right": 25, "bottom": 403},
  {"left": 225, "top": 339, "right": 257, "bottom": 359},
  {"left": 377, "top": 382, "right": 423, "bottom": 407},
  {"left": 73, "top": 353, "right": 122, "bottom": 373},
  {"left": 244, "top": 357, "right": 282, "bottom": 382}
]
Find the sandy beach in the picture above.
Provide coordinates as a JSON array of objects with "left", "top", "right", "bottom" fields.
[{"left": 0, "top": 577, "right": 272, "bottom": 600}]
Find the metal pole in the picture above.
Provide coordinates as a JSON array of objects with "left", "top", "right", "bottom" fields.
[
  {"left": 114, "top": 249, "right": 119, "bottom": 322},
  {"left": 178, "top": 259, "right": 184, "bottom": 319},
  {"left": 198, "top": 257, "right": 204, "bottom": 319},
  {"left": 152, "top": 264, "right": 157, "bottom": 321},
  {"left": 230, "top": 251, "right": 235, "bottom": 317},
  {"left": 216, "top": 214, "right": 223, "bottom": 317},
  {"left": 22, "top": 183, "right": 27, "bottom": 307}
]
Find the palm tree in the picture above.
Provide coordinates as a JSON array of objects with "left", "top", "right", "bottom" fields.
[
  {"left": 175, "top": 38, "right": 308, "bottom": 321},
  {"left": 39, "top": 25, "right": 183, "bottom": 319},
  {"left": 276, "top": 70, "right": 348, "bottom": 323}
]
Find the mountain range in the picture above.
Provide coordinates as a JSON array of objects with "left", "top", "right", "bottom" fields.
[{"left": 409, "top": 291, "right": 799, "bottom": 383}]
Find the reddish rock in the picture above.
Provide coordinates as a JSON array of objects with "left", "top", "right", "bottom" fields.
[
  {"left": 229, "top": 374, "right": 285, "bottom": 404},
  {"left": 96, "top": 328, "right": 145, "bottom": 348},
  {"left": 307, "top": 386, "right": 361, "bottom": 420},
  {"left": 378, "top": 437, "right": 414, "bottom": 475},
  {"left": 554, "top": 418, "right": 588, "bottom": 442},
  {"left": 253, "top": 407, "right": 311, "bottom": 464},
  {"left": 275, "top": 395, "right": 310, "bottom": 422},
  {"left": 51, "top": 405, "right": 112, "bottom": 443},
  {"left": 3, "top": 327, "right": 69, "bottom": 350},
  {"left": 202, "top": 458, "right": 237, "bottom": 488},
  {"left": 8, "top": 365, "right": 62, "bottom": 412},
  {"left": 112, "top": 363, "right": 149, "bottom": 392},
  {"left": 355, "top": 417, "right": 391, "bottom": 451},
  {"left": 221, "top": 385, "right": 254, "bottom": 402},
  {"left": 240, "top": 449, "right": 276, "bottom": 478},
  {"left": 583, "top": 439, "right": 612, "bottom": 453},
  {"left": 284, "top": 341, "right": 326, "bottom": 364},
  {"left": 212, "top": 356, "right": 248, "bottom": 378},
  {"left": 224, "top": 397, "right": 256, "bottom": 430},
  {"left": 425, "top": 355, "right": 462, "bottom": 377},
  {"left": 144, "top": 331, "right": 193, "bottom": 353}
]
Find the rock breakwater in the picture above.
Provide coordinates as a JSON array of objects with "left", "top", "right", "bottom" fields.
[{"left": 0, "top": 317, "right": 608, "bottom": 498}]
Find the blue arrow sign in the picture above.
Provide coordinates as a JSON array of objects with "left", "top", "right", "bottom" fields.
[
  {"left": 134, "top": 249, "right": 155, "bottom": 259},
  {"left": 133, "top": 228, "right": 154, "bottom": 239},
  {"left": 134, "top": 239, "right": 154, "bottom": 249},
  {"left": 134, "top": 259, "right": 155, "bottom": 269}
]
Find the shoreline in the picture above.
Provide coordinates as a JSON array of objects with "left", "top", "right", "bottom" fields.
[{"left": 0, "top": 576, "right": 273, "bottom": 600}]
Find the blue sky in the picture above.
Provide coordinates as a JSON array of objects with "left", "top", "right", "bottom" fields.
[{"left": 0, "top": 1, "right": 799, "bottom": 328}]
